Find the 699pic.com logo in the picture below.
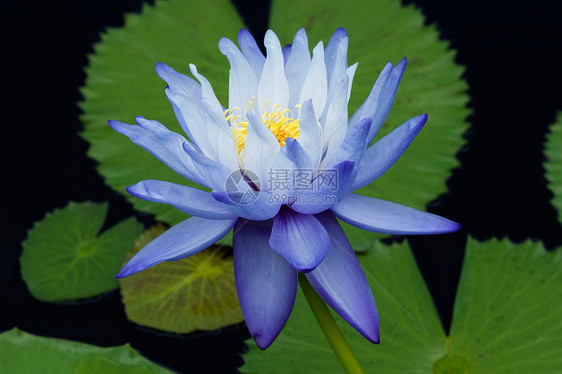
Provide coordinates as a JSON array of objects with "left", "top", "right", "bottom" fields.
[{"left": 224, "top": 169, "right": 261, "bottom": 205}]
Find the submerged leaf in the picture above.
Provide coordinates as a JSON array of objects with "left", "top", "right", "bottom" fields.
[
  {"left": 118, "top": 224, "right": 243, "bottom": 333},
  {"left": 20, "top": 201, "right": 144, "bottom": 302}
]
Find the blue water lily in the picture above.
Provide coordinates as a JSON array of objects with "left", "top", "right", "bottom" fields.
[{"left": 110, "top": 28, "right": 460, "bottom": 349}]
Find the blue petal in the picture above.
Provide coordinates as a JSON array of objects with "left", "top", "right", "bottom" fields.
[
  {"left": 290, "top": 160, "right": 355, "bottom": 215},
  {"left": 269, "top": 207, "right": 330, "bottom": 272},
  {"left": 238, "top": 29, "right": 265, "bottom": 79},
  {"left": 182, "top": 141, "right": 233, "bottom": 190},
  {"left": 324, "top": 28, "right": 348, "bottom": 81},
  {"left": 331, "top": 193, "right": 461, "bottom": 235},
  {"left": 282, "top": 44, "right": 292, "bottom": 64},
  {"left": 212, "top": 189, "right": 281, "bottom": 221},
  {"left": 348, "top": 59, "right": 407, "bottom": 143},
  {"left": 308, "top": 211, "right": 379, "bottom": 343},
  {"left": 154, "top": 62, "right": 201, "bottom": 101},
  {"left": 126, "top": 180, "right": 237, "bottom": 219},
  {"left": 297, "top": 99, "right": 322, "bottom": 168},
  {"left": 233, "top": 219, "right": 297, "bottom": 349},
  {"left": 367, "top": 58, "right": 407, "bottom": 143},
  {"left": 326, "top": 117, "right": 372, "bottom": 169},
  {"left": 353, "top": 114, "right": 427, "bottom": 190},
  {"left": 282, "top": 138, "right": 313, "bottom": 170},
  {"left": 116, "top": 217, "right": 237, "bottom": 278},
  {"left": 108, "top": 118, "right": 206, "bottom": 186}
]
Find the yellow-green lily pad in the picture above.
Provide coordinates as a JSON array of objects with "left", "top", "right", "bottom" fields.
[{"left": 118, "top": 224, "right": 244, "bottom": 333}]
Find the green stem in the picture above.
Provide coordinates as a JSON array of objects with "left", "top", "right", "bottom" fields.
[{"left": 298, "top": 273, "right": 366, "bottom": 374}]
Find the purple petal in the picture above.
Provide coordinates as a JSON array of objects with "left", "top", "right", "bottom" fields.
[
  {"left": 289, "top": 160, "right": 355, "bottom": 215},
  {"left": 307, "top": 211, "right": 379, "bottom": 343},
  {"left": 126, "top": 180, "right": 237, "bottom": 219},
  {"left": 238, "top": 29, "right": 265, "bottom": 78},
  {"left": 233, "top": 219, "right": 297, "bottom": 349},
  {"left": 331, "top": 193, "right": 461, "bottom": 235},
  {"left": 116, "top": 217, "right": 237, "bottom": 278},
  {"left": 353, "top": 114, "right": 427, "bottom": 190},
  {"left": 269, "top": 207, "right": 330, "bottom": 272}
]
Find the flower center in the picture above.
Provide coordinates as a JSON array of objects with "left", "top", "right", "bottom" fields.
[{"left": 225, "top": 99, "right": 300, "bottom": 155}]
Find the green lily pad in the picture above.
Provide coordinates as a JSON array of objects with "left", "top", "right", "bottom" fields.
[
  {"left": 545, "top": 111, "right": 562, "bottom": 222},
  {"left": 270, "top": 0, "right": 469, "bottom": 250},
  {"left": 80, "top": 0, "right": 467, "bottom": 251},
  {"left": 20, "top": 201, "right": 144, "bottom": 302},
  {"left": 240, "top": 238, "right": 562, "bottom": 373},
  {"left": 118, "top": 224, "right": 244, "bottom": 333},
  {"left": 79, "top": 0, "right": 245, "bottom": 228},
  {"left": 0, "top": 328, "right": 171, "bottom": 374}
]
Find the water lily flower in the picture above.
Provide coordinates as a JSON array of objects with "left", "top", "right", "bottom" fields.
[{"left": 110, "top": 28, "right": 460, "bottom": 349}]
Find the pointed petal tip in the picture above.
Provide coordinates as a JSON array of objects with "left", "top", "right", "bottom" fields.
[
  {"left": 154, "top": 61, "right": 165, "bottom": 71},
  {"left": 410, "top": 113, "right": 428, "bottom": 130},
  {"left": 253, "top": 333, "right": 276, "bottom": 350},
  {"left": 445, "top": 221, "right": 463, "bottom": 233},
  {"left": 115, "top": 264, "right": 139, "bottom": 279},
  {"left": 350, "top": 317, "right": 380, "bottom": 344},
  {"left": 355, "top": 117, "right": 373, "bottom": 134},
  {"left": 125, "top": 183, "right": 145, "bottom": 198},
  {"left": 335, "top": 27, "right": 347, "bottom": 36}
]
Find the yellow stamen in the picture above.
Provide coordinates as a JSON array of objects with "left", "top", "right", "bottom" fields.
[{"left": 226, "top": 99, "right": 301, "bottom": 156}]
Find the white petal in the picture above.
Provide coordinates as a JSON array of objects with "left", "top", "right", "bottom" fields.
[
  {"left": 201, "top": 98, "right": 239, "bottom": 172},
  {"left": 189, "top": 64, "right": 223, "bottom": 111},
  {"left": 285, "top": 28, "right": 311, "bottom": 111},
  {"left": 219, "top": 37, "right": 258, "bottom": 112},
  {"left": 299, "top": 41, "right": 328, "bottom": 119},
  {"left": 297, "top": 99, "right": 323, "bottom": 169},
  {"left": 325, "top": 36, "right": 349, "bottom": 109},
  {"left": 258, "top": 30, "right": 289, "bottom": 113},
  {"left": 321, "top": 74, "right": 349, "bottom": 165},
  {"left": 237, "top": 29, "right": 265, "bottom": 79},
  {"left": 346, "top": 62, "right": 358, "bottom": 103},
  {"left": 165, "top": 88, "right": 217, "bottom": 160},
  {"left": 244, "top": 111, "right": 281, "bottom": 187}
]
